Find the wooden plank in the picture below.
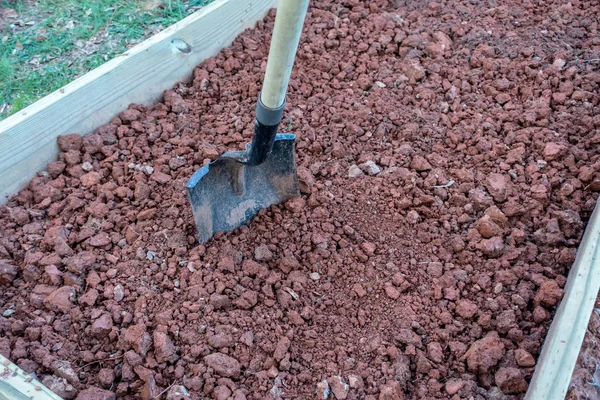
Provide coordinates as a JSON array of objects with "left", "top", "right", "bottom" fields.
[
  {"left": 0, "top": 0, "right": 276, "bottom": 205},
  {"left": 525, "top": 199, "right": 600, "bottom": 399}
]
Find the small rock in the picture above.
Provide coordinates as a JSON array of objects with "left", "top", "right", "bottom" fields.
[
  {"left": 42, "top": 375, "right": 78, "bottom": 399},
  {"left": 316, "top": 380, "right": 330, "bottom": 399},
  {"left": 495, "top": 367, "right": 528, "bottom": 394},
  {"left": 329, "top": 376, "right": 349, "bottom": 399},
  {"left": 135, "top": 182, "right": 151, "bottom": 201},
  {"left": 120, "top": 109, "right": 141, "bottom": 123},
  {"left": 297, "top": 166, "right": 315, "bottom": 193},
  {"left": 348, "top": 374, "right": 364, "bottom": 390},
  {"left": 254, "top": 244, "right": 273, "bottom": 261},
  {"left": 123, "top": 324, "right": 152, "bottom": 356},
  {"left": 445, "top": 379, "right": 464, "bottom": 395},
  {"left": 463, "top": 332, "right": 505, "bottom": 373},
  {"left": 310, "top": 272, "right": 321, "bottom": 280},
  {"left": 274, "top": 336, "right": 291, "bottom": 361},
  {"left": 204, "top": 353, "right": 241, "bottom": 379},
  {"left": 533, "top": 305, "right": 549, "bottom": 323},
  {"left": 151, "top": 171, "right": 171, "bottom": 184},
  {"left": 114, "top": 284, "right": 125, "bottom": 302},
  {"left": 76, "top": 387, "right": 116, "bottom": 400},
  {"left": 91, "top": 314, "right": 113, "bottom": 338},
  {"left": 385, "top": 286, "right": 400, "bottom": 300},
  {"left": 80, "top": 172, "right": 101, "bottom": 187},
  {"left": 410, "top": 155, "right": 432, "bottom": 172},
  {"left": 534, "top": 280, "right": 564, "bottom": 307},
  {"left": 207, "top": 332, "right": 234, "bottom": 349},
  {"left": 65, "top": 150, "right": 83, "bottom": 169},
  {"left": 361, "top": 242, "right": 376, "bottom": 255},
  {"left": 166, "top": 385, "right": 191, "bottom": 400},
  {"left": 484, "top": 173, "right": 509, "bottom": 202},
  {"left": 515, "top": 349, "right": 536, "bottom": 367},
  {"left": 234, "top": 290, "right": 258, "bottom": 310},
  {"left": 169, "top": 156, "right": 187, "bottom": 170},
  {"left": 553, "top": 58, "right": 566, "bottom": 69},
  {"left": 218, "top": 256, "right": 235, "bottom": 273},
  {"left": 65, "top": 251, "right": 96, "bottom": 274},
  {"left": 360, "top": 160, "right": 381, "bottom": 176},
  {"left": 0, "top": 262, "right": 18, "bottom": 285},
  {"left": 51, "top": 360, "right": 79, "bottom": 384},
  {"left": 480, "top": 237, "right": 504, "bottom": 258},
  {"left": 475, "top": 215, "right": 502, "bottom": 239},
  {"left": 213, "top": 385, "right": 232, "bottom": 400},
  {"left": 202, "top": 147, "right": 220, "bottom": 160},
  {"left": 348, "top": 164, "right": 364, "bottom": 178},
  {"left": 79, "top": 289, "right": 99, "bottom": 306},
  {"left": 455, "top": 299, "right": 478, "bottom": 319},
  {"left": 406, "top": 210, "right": 420, "bottom": 224},
  {"left": 153, "top": 331, "right": 179, "bottom": 363},
  {"left": 48, "top": 161, "right": 66, "bottom": 178},
  {"left": 98, "top": 368, "right": 115, "bottom": 389},
  {"left": 57, "top": 134, "right": 83, "bottom": 152},
  {"left": 427, "top": 342, "right": 444, "bottom": 363},
  {"left": 240, "top": 331, "right": 254, "bottom": 347},
  {"left": 267, "top": 365, "right": 279, "bottom": 378},
  {"left": 494, "top": 283, "right": 503, "bottom": 294},
  {"left": 285, "top": 197, "right": 306, "bottom": 213},
  {"left": 353, "top": 283, "right": 367, "bottom": 298},
  {"left": 469, "top": 187, "right": 494, "bottom": 210},
  {"left": 485, "top": 205, "right": 508, "bottom": 227},
  {"left": 81, "top": 162, "right": 94, "bottom": 172},
  {"left": 44, "top": 286, "right": 75, "bottom": 312},
  {"left": 403, "top": 59, "right": 425, "bottom": 83},
  {"left": 136, "top": 366, "right": 158, "bottom": 400},
  {"left": 137, "top": 209, "right": 157, "bottom": 221},
  {"left": 210, "top": 293, "right": 230, "bottom": 310},
  {"left": 379, "top": 381, "right": 404, "bottom": 400},
  {"left": 543, "top": 142, "right": 566, "bottom": 161},
  {"left": 89, "top": 232, "right": 111, "bottom": 247}
]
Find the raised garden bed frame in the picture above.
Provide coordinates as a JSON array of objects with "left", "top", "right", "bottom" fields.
[{"left": 0, "top": 0, "right": 598, "bottom": 398}]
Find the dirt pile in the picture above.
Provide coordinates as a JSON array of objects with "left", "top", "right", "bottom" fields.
[{"left": 1, "top": 0, "right": 600, "bottom": 399}]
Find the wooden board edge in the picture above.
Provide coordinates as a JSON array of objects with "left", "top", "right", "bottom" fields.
[
  {"left": 0, "top": 0, "right": 277, "bottom": 205},
  {"left": 525, "top": 198, "right": 600, "bottom": 399},
  {"left": 0, "top": 353, "right": 62, "bottom": 400}
]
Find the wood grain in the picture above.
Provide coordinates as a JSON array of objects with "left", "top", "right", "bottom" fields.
[{"left": 0, "top": 0, "right": 276, "bottom": 204}]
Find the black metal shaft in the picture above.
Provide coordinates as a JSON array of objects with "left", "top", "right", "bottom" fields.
[
  {"left": 246, "top": 120, "right": 280, "bottom": 166},
  {"left": 244, "top": 94, "right": 286, "bottom": 166}
]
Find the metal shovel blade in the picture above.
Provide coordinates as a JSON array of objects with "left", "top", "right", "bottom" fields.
[{"left": 186, "top": 134, "right": 300, "bottom": 244}]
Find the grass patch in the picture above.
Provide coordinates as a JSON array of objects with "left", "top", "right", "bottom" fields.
[{"left": 0, "top": 0, "right": 211, "bottom": 120}]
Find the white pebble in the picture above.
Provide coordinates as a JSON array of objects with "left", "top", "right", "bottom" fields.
[
  {"left": 360, "top": 160, "right": 381, "bottom": 176},
  {"left": 114, "top": 284, "right": 125, "bottom": 302},
  {"left": 348, "top": 165, "right": 364, "bottom": 178},
  {"left": 310, "top": 272, "right": 321, "bottom": 281}
]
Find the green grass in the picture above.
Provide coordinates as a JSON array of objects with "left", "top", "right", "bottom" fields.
[{"left": 0, "top": 0, "right": 211, "bottom": 120}]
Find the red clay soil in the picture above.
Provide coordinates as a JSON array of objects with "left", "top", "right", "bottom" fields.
[{"left": 1, "top": 0, "right": 600, "bottom": 399}]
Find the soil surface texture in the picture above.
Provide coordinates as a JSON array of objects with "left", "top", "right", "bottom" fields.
[{"left": 2, "top": 0, "right": 600, "bottom": 399}]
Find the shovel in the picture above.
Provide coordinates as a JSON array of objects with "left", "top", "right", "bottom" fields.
[{"left": 186, "top": 0, "right": 309, "bottom": 244}]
